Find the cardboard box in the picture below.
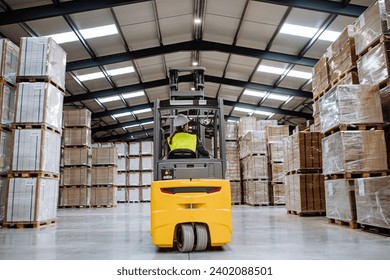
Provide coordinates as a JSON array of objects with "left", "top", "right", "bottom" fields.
[
  {"left": 129, "top": 142, "right": 140, "bottom": 156},
  {"left": 225, "top": 122, "right": 238, "bottom": 141},
  {"left": 63, "top": 108, "right": 91, "bottom": 128},
  {"left": 0, "top": 177, "right": 7, "bottom": 222},
  {"left": 257, "top": 120, "right": 278, "bottom": 132},
  {"left": 63, "top": 167, "right": 91, "bottom": 186},
  {"left": 117, "top": 157, "right": 127, "bottom": 171},
  {"left": 312, "top": 53, "right": 329, "bottom": 98},
  {"left": 268, "top": 141, "right": 284, "bottom": 163},
  {"left": 272, "top": 183, "right": 285, "bottom": 205},
  {"left": 141, "top": 141, "right": 153, "bottom": 155},
  {"left": 241, "top": 155, "right": 268, "bottom": 180},
  {"left": 91, "top": 166, "right": 117, "bottom": 185},
  {"left": 322, "top": 130, "right": 388, "bottom": 174},
  {"left": 141, "top": 156, "right": 153, "bottom": 170},
  {"left": 92, "top": 147, "right": 117, "bottom": 166},
  {"left": 129, "top": 157, "right": 140, "bottom": 171},
  {"left": 115, "top": 172, "right": 127, "bottom": 186},
  {"left": 0, "top": 129, "right": 11, "bottom": 174},
  {"left": 285, "top": 174, "right": 325, "bottom": 213},
  {"left": 90, "top": 186, "right": 117, "bottom": 206},
  {"left": 59, "top": 186, "right": 90, "bottom": 207},
  {"left": 238, "top": 117, "right": 257, "bottom": 138},
  {"left": 14, "top": 82, "right": 64, "bottom": 132},
  {"left": 239, "top": 131, "right": 267, "bottom": 159},
  {"left": 63, "top": 147, "right": 92, "bottom": 167},
  {"left": 230, "top": 181, "right": 242, "bottom": 204},
  {"left": 141, "top": 171, "right": 153, "bottom": 186},
  {"left": 128, "top": 172, "right": 140, "bottom": 186},
  {"left": 266, "top": 125, "right": 289, "bottom": 142},
  {"left": 271, "top": 163, "right": 285, "bottom": 183},
  {"left": 63, "top": 127, "right": 91, "bottom": 147}
]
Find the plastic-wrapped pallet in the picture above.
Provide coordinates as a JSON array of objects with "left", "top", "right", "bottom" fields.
[
  {"left": 319, "top": 85, "right": 383, "bottom": 134},
  {"left": 141, "top": 186, "right": 150, "bottom": 202},
  {"left": 354, "top": 176, "right": 390, "bottom": 229},
  {"left": 128, "top": 172, "right": 140, "bottom": 186},
  {"left": 141, "top": 141, "right": 153, "bottom": 155},
  {"left": 5, "top": 177, "right": 59, "bottom": 223},
  {"left": 266, "top": 125, "right": 289, "bottom": 142},
  {"left": 129, "top": 157, "right": 140, "bottom": 171},
  {"left": 129, "top": 142, "right": 140, "bottom": 156},
  {"left": 268, "top": 141, "right": 284, "bottom": 163},
  {"left": 354, "top": 0, "right": 390, "bottom": 56},
  {"left": 257, "top": 120, "right": 278, "bottom": 132},
  {"left": 230, "top": 181, "right": 242, "bottom": 204},
  {"left": 271, "top": 163, "right": 285, "bottom": 183},
  {"left": 239, "top": 131, "right": 267, "bottom": 159},
  {"left": 0, "top": 38, "right": 19, "bottom": 85},
  {"left": 238, "top": 117, "right": 256, "bottom": 138},
  {"left": 117, "top": 157, "right": 127, "bottom": 171},
  {"left": 14, "top": 82, "right": 64, "bottom": 132},
  {"left": 322, "top": 130, "right": 388, "bottom": 175},
  {"left": 327, "top": 25, "right": 356, "bottom": 83},
  {"left": 141, "top": 171, "right": 153, "bottom": 186},
  {"left": 312, "top": 53, "right": 330, "bottom": 100},
  {"left": 11, "top": 128, "right": 61, "bottom": 174},
  {"left": 0, "top": 129, "right": 11, "bottom": 175},
  {"left": 63, "top": 108, "right": 91, "bottom": 128},
  {"left": 243, "top": 180, "right": 270, "bottom": 206},
  {"left": 0, "top": 83, "right": 16, "bottom": 126},
  {"left": 18, "top": 37, "right": 67, "bottom": 90},
  {"left": 241, "top": 155, "right": 268, "bottom": 180},
  {"left": 325, "top": 179, "right": 357, "bottom": 223},
  {"left": 115, "top": 172, "right": 127, "bottom": 186},
  {"left": 225, "top": 122, "right": 238, "bottom": 141},
  {"left": 114, "top": 142, "right": 128, "bottom": 157},
  {"left": 272, "top": 183, "right": 285, "bottom": 205},
  {"left": 141, "top": 156, "right": 153, "bottom": 170},
  {"left": 129, "top": 187, "right": 140, "bottom": 202},
  {"left": 0, "top": 177, "right": 7, "bottom": 221}
]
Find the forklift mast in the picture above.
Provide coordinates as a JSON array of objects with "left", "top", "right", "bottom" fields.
[{"left": 153, "top": 66, "right": 227, "bottom": 181}]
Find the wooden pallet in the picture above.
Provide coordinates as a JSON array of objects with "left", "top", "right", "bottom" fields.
[
  {"left": 8, "top": 172, "right": 60, "bottom": 179},
  {"left": 324, "top": 171, "right": 388, "bottom": 180},
  {"left": 2, "top": 219, "right": 57, "bottom": 229},
  {"left": 357, "top": 33, "right": 390, "bottom": 59},
  {"left": 245, "top": 202, "right": 272, "bottom": 207},
  {"left": 16, "top": 76, "right": 65, "bottom": 92},
  {"left": 89, "top": 204, "right": 117, "bottom": 208},
  {"left": 0, "top": 78, "right": 16, "bottom": 88},
  {"left": 313, "top": 84, "right": 332, "bottom": 102},
  {"left": 12, "top": 123, "right": 62, "bottom": 135},
  {"left": 323, "top": 123, "right": 385, "bottom": 136},
  {"left": 360, "top": 224, "right": 390, "bottom": 237},
  {"left": 287, "top": 210, "right": 326, "bottom": 217},
  {"left": 58, "top": 205, "right": 91, "bottom": 208},
  {"left": 329, "top": 67, "right": 358, "bottom": 87},
  {"left": 286, "top": 169, "right": 323, "bottom": 175},
  {"left": 327, "top": 218, "right": 360, "bottom": 229}
]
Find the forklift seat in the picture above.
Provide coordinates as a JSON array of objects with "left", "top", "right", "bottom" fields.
[{"left": 167, "top": 149, "right": 196, "bottom": 159}]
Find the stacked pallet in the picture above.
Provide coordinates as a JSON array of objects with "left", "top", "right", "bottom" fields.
[
  {"left": 239, "top": 117, "right": 273, "bottom": 206},
  {"left": 3, "top": 37, "right": 66, "bottom": 228},
  {"left": 284, "top": 129, "right": 325, "bottom": 216},
  {"left": 60, "top": 108, "right": 92, "bottom": 207},
  {"left": 128, "top": 141, "right": 153, "bottom": 203},
  {"left": 320, "top": 84, "right": 388, "bottom": 228},
  {"left": 224, "top": 122, "right": 241, "bottom": 204},
  {"left": 0, "top": 39, "right": 18, "bottom": 224},
  {"left": 91, "top": 146, "right": 117, "bottom": 207},
  {"left": 112, "top": 142, "right": 129, "bottom": 203},
  {"left": 266, "top": 124, "right": 289, "bottom": 205},
  {"left": 312, "top": 25, "right": 360, "bottom": 132}
]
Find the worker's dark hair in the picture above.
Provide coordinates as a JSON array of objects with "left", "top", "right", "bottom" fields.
[{"left": 169, "top": 125, "right": 185, "bottom": 145}]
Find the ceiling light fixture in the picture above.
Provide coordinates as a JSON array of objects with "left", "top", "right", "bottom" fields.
[
  {"left": 77, "top": 66, "right": 135, "bottom": 82},
  {"left": 280, "top": 23, "right": 318, "bottom": 38}
]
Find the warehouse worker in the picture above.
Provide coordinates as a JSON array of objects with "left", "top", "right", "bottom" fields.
[{"left": 167, "top": 114, "right": 209, "bottom": 157}]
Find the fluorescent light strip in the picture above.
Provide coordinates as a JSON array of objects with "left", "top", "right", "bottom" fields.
[
  {"left": 133, "top": 108, "right": 152, "bottom": 115},
  {"left": 253, "top": 110, "right": 274, "bottom": 116},
  {"left": 47, "top": 24, "right": 118, "bottom": 44},
  {"left": 77, "top": 66, "right": 135, "bottom": 82},
  {"left": 243, "top": 89, "right": 267, "bottom": 97},
  {"left": 112, "top": 112, "right": 132, "bottom": 118},
  {"left": 98, "top": 90, "right": 144, "bottom": 104},
  {"left": 280, "top": 23, "right": 318, "bottom": 38},
  {"left": 234, "top": 107, "right": 253, "bottom": 113},
  {"left": 257, "top": 65, "right": 311, "bottom": 80},
  {"left": 319, "top": 30, "right": 341, "bottom": 42}
]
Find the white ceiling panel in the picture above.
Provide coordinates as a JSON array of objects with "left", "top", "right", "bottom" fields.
[
  {"left": 218, "top": 84, "right": 241, "bottom": 102},
  {"left": 69, "top": 9, "right": 114, "bottom": 29},
  {"left": 236, "top": 21, "right": 278, "bottom": 50},
  {"left": 155, "top": 0, "right": 193, "bottom": 18},
  {"left": 204, "top": 82, "right": 219, "bottom": 98},
  {"left": 6, "top": 0, "right": 51, "bottom": 9},
  {"left": 0, "top": 24, "right": 31, "bottom": 44},
  {"left": 203, "top": 14, "right": 240, "bottom": 44},
  {"left": 225, "top": 54, "right": 258, "bottom": 81},
  {"left": 160, "top": 15, "right": 193, "bottom": 45},
  {"left": 121, "top": 22, "right": 160, "bottom": 50},
  {"left": 137, "top": 63, "right": 166, "bottom": 82},
  {"left": 200, "top": 51, "right": 229, "bottom": 76},
  {"left": 113, "top": 2, "right": 155, "bottom": 26},
  {"left": 147, "top": 86, "right": 169, "bottom": 102}
]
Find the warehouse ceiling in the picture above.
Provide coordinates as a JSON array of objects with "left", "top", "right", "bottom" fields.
[{"left": 0, "top": 0, "right": 375, "bottom": 142}]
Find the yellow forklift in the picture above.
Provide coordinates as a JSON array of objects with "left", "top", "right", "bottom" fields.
[{"left": 150, "top": 67, "right": 232, "bottom": 252}]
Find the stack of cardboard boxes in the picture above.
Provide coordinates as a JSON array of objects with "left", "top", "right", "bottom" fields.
[{"left": 224, "top": 122, "right": 241, "bottom": 204}]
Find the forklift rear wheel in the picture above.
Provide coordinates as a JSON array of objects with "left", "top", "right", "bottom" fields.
[
  {"left": 176, "top": 223, "right": 194, "bottom": 252},
  {"left": 194, "top": 223, "right": 208, "bottom": 251}
]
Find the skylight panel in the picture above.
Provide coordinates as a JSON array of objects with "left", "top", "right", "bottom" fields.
[
  {"left": 319, "top": 30, "right": 341, "bottom": 42},
  {"left": 47, "top": 24, "right": 118, "bottom": 44},
  {"left": 257, "top": 65, "right": 285, "bottom": 75},
  {"left": 267, "top": 93, "right": 290, "bottom": 101},
  {"left": 123, "top": 124, "right": 139, "bottom": 129},
  {"left": 253, "top": 110, "right": 274, "bottom": 116},
  {"left": 288, "top": 70, "right": 312, "bottom": 79},
  {"left": 280, "top": 23, "right": 318, "bottom": 38},
  {"left": 98, "top": 95, "right": 121, "bottom": 103},
  {"left": 243, "top": 89, "right": 267, "bottom": 98},
  {"left": 122, "top": 90, "right": 144, "bottom": 99},
  {"left": 141, "top": 121, "right": 154, "bottom": 126},
  {"left": 133, "top": 108, "right": 152, "bottom": 115},
  {"left": 112, "top": 112, "right": 132, "bottom": 118},
  {"left": 76, "top": 66, "right": 135, "bottom": 82},
  {"left": 234, "top": 107, "right": 253, "bottom": 113}
]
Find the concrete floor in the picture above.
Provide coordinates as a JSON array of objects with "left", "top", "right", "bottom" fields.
[{"left": 0, "top": 203, "right": 389, "bottom": 260}]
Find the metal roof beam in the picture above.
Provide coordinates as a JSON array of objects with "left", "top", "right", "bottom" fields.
[
  {"left": 64, "top": 74, "right": 311, "bottom": 103},
  {"left": 66, "top": 40, "right": 317, "bottom": 72},
  {"left": 253, "top": 0, "right": 367, "bottom": 17},
  {"left": 0, "top": 0, "right": 149, "bottom": 26}
]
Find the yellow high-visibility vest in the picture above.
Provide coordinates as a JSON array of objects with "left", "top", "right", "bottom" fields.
[{"left": 167, "top": 132, "right": 197, "bottom": 152}]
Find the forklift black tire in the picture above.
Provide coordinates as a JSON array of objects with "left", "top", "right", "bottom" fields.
[
  {"left": 194, "top": 223, "right": 208, "bottom": 251},
  {"left": 176, "top": 223, "right": 194, "bottom": 252}
]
